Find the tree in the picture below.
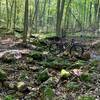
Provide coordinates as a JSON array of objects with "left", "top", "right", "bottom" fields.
[
  {"left": 13, "top": 0, "right": 16, "bottom": 32},
  {"left": 23, "top": 0, "right": 29, "bottom": 43},
  {"left": 6, "top": 0, "right": 9, "bottom": 28},
  {"left": 56, "top": 0, "right": 65, "bottom": 37}
]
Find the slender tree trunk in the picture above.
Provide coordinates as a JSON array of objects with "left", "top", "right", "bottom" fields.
[
  {"left": 84, "top": 0, "right": 86, "bottom": 27},
  {"left": 9, "top": 0, "right": 14, "bottom": 28},
  {"left": 34, "top": 0, "right": 39, "bottom": 33},
  {"left": 23, "top": 0, "right": 28, "bottom": 43},
  {"left": 64, "top": 0, "right": 72, "bottom": 30},
  {"left": 47, "top": 0, "right": 50, "bottom": 32},
  {"left": 89, "top": 2, "right": 92, "bottom": 26},
  {"left": 0, "top": 0, "right": 1, "bottom": 26},
  {"left": 6, "top": 0, "right": 9, "bottom": 29},
  {"left": 56, "top": 0, "right": 65, "bottom": 37},
  {"left": 56, "top": 0, "right": 61, "bottom": 36},
  {"left": 13, "top": 0, "right": 16, "bottom": 33},
  {"left": 41, "top": 0, "right": 47, "bottom": 27},
  {"left": 94, "top": 0, "right": 100, "bottom": 29},
  {"left": 97, "top": 2, "right": 100, "bottom": 32}
]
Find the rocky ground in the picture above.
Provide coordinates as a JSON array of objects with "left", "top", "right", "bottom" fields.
[{"left": 0, "top": 35, "right": 100, "bottom": 100}]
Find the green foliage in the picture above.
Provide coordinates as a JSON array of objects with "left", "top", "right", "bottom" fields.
[
  {"left": 65, "top": 82, "right": 80, "bottom": 90},
  {"left": 20, "top": 71, "right": 28, "bottom": 80},
  {"left": 26, "top": 57, "right": 33, "bottom": 64},
  {"left": 41, "top": 86, "right": 54, "bottom": 100},
  {"left": 4, "top": 95, "right": 14, "bottom": 100},
  {"left": 44, "top": 87, "right": 54, "bottom": 100},
  {"left": 80, "top": 73, "right": 91, "bottom": 82},
  {"left": 71, "top": 60, "right": 85, "bottom": 68},
  {"left": 0, "top": 69, "right": 7, "bottom": 81},
  {"left": 51, "top": 58, "right": 71, "bottom": 69},
  {"left": 78, "top": 95, "right": 95, "bottom": 100},
  {"left": 37, "top": 68, "right": 49, "bottom": 82},
  {"left": 90, "top": 60, "right": 99, "bottom": 67},
  {"left": 29, "top": 51, "right": 43, "bottom": 61}
]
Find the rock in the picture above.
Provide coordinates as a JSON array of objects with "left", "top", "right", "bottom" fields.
[
  {"left": 0, "top": 69, "right": 7, "bottom": 81},
  {"left": 29, "top": 51, "right": 43, "bottom": 61},
  {"left": 91, "top": 40, "right": 100, "bottom": 49},
  {"left": 40, "top": 77, "right": 59, "bottom": 88},
  {"left": 1, "top": 50, "right": 22, "bottom": 63},
  {"left": 17, "top": 82, "right": 27, "bottom": 92},
  {"left": 61, "top": 69, "right": 71, "bottom": 78},
  {"left": 1, "top": 52, "right": 15, "bottom": 63},
  {"left": 7, "top": 90, "right": 16, "bottom": 94},
  {"left": 69, "top": 56, "right": 77, "bottom": 62},
  {"left": 16, "top": 91, "right": 24, "bottom": 97},
  {"left": 26, "top": 57, "right": 33, "bottom": 64},
  {"left": 72, "top": 69, "right": 83, "bottom": 77},
  {"left": 82, "top": 51, "right": 91, "bottom": 60},
  {"left": 9, "top": 82, "right": 16, "bottom": 89},
  {"left": 0, "top": 82, "right": 2, "bottom": 88},
  {"left": 78, "top": 95, "right": 95, "bottom": 100},
  {"left": 29, "top": 87, "right": 39, "bottom": 92},
  {"left": 3, "top": 81, "right": 9, "bottom": 88}
]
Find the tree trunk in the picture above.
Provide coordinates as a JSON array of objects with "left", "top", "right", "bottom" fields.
[
  {"left": 6, "top": 0, "right": 9, "bottom": 29},
  {"left": 84, "top": 0, "right": 86, "bottom": 27},
  {"left": 13, "top": 0, "right": 16, "bottom": 33},
  {"left": 9, "top": 0, "right": 14, "bottom": 28},
  {"left": 56, "top": 0, "right": 65, "bottom": 37},
  {"left": 34, "top": 0, "right": 39, "bottom": 33},
  {"left": 47, "top": 0, "right": 51, "bottom": 32},
  {"left": 23, "top": 0, "right": 28, "bottom": 43},
  {"left": 89, "top": 2, "right": 92, "bottom": 26},
  {"left": 41, "top": 0, "right": 47, "bottom": 27},
  {"left": 0, "top": 0, "right": 1, "bottom": 24}
]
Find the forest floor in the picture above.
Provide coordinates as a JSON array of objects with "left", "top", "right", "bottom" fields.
[{"left": 0, "top": 35, "right": 100, "bottom": 100}]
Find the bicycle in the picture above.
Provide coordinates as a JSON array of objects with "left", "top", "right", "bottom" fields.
[{"left": 47, "top": 37, "right": 84, "bottom": 57}]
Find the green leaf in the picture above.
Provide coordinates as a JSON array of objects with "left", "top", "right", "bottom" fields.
[
  {"left": 65, "top": 82, "right": 80, "bottom": 90},
  {"left": 78, "top": 95, "right": 95, "bottom": 100},
  {"left": 4, "top": 95, "right": 14, "bottom": 100},
  {"left": 44, "top": 87, "right": 54, "bottom": 100}
]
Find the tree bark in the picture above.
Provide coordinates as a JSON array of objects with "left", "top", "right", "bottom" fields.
[
  {"left": 56, "top": 0, "right": 65, "bottom": 37},
  {"left": 23, "top": 0, "right": 29, "bottom": 43},
  {"left": 13, "top": 0, "right": 16, "bottom": 33},
  {"left": 6, "top": 0, "right": 9, "bottom": 29}
]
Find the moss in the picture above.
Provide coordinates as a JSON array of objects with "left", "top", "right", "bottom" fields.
[{"left": 0, "top": 69, "right": 7, "bottom": 81}]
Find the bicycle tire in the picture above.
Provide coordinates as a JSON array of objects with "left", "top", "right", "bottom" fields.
[{"left": 69, "top": 44, "right": 84, "bottom": 57}]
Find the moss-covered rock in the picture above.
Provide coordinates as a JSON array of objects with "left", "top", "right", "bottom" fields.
[
  {"left": 37, "top": 68, "right": 49, "bottom": 83},
  {"left": 61, "top": 69, "right": 71, "bottom": 78},
  {"left": 82, "top": 51, "right": 91, "bottom": 61},
  {"left": 78, "top": 95, "right": 95, "bottom": 100},
  {"left": 17, "top": 82, "right": 27, "bottom": 92},
  {"left": 29, "top": 51, "right": 43, "bottom": 61},
  {"left": 2, "top": 52, "right": 15, "bottom": 63},
  {"left": 0, "top": 69, "right": 7, "bottom": 81}
]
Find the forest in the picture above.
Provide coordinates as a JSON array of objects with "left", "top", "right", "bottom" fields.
[{"left": 0, "top": 0, "right": 100, "bottom": 100}]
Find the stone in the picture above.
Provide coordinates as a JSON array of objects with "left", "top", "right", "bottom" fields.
[
  {"left": 0, "top": 69, "right": 7, "bottom": 81},
  {"left": 17, "top": 82, "right": 27, "bottom": 92}
]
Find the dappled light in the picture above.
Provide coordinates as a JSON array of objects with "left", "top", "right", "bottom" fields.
[{"left": 0, "top": 0, "right": 100, "bottom": 99}]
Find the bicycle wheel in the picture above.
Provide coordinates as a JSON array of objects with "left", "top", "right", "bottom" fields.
[{"left": 69, "top": 44, "right": 84, "bottom": 57}]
